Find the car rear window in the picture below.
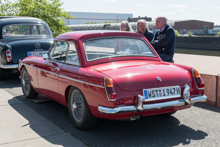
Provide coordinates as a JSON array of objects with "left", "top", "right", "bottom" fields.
[
  {"left": 3, "top": 24, "right": 51, "bottom": 38},
  {"left": 84, "top": 37, "right": 156, "bottom": 61}
]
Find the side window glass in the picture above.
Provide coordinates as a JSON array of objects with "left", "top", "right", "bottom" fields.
[
  {"left": 51, "top": 41, "right": 68, "bottom": 62},
  {"left": 3, "top": 25, "right": 29, "bottom": 37},
  {"left": 32, "top": 25, "right": 38, "bottom": 35},
  {"left": 39, "top": 26, "right": 50, "bottom": 35},
  {"left": 66, "top": 42, "right": 79, "bottom": 66}
]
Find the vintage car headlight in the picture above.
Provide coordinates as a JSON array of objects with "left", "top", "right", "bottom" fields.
[
  {"left": 104, "top": 76, "right": 117, "bottom": 101},
  {"left": 193, "top": 68, "right": 204, "bottom": 89}
]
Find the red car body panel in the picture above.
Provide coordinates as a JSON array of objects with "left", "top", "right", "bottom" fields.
[
  {"left": 20, "top": 30, "right": 206, "bottom": 120},
  {"left": 93, "top": 60, "right": 191, "bottom": 91}
]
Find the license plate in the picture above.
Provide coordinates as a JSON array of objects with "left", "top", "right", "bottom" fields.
[
  {"left": 143, "top": 86, "right": 181, "bottom": 101},
  {"left": 27, "top": 51, "right": 48, "bottom": 57}
]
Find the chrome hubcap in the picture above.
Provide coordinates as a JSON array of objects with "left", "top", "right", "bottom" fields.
[{"left": 72, "top": 103, "right": 77, "bottom": 109}]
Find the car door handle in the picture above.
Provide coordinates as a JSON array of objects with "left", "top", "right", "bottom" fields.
[{"left": 55, "top": 67, "right": 60, "bottom": 71}]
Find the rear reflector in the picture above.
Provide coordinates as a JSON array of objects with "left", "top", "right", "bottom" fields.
[{"left": 6, "top": 50, "right": 11, "bottom": 62}]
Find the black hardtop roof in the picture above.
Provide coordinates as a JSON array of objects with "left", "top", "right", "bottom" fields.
[{"left": 0, "top": 16, "right": 47, "bottom": 24}]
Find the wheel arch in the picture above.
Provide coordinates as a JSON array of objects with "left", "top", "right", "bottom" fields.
[
  {"left": 66, "top": 85, "right": 97, "bottom": 130},
  {"left": 65, "top": 85, "right": 88, "bottom": 106},
  {"left": 20, "top": 65, "right": 38, "bottom": 99},
  {"left": 20, "top": 65, "right": 25, "bottom": 71}
]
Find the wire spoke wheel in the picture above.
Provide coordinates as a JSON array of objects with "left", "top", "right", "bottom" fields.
[
  {"left": 70, "top": 90, "right": 85, "bottom": 123},
  {"left": 68, "top": 88, "right": 97, "bottom": 130},
  {"left": 20, "top": 67, "right": 38, "bottom": 99},
  {"left": 21, "top": 70, "right": 30, "bottom": 95}
]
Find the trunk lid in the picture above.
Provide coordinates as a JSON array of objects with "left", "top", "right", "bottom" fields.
[
  {"left": 7, "top": 38, "right": 53, "bottom": 64},
  {"left": 93, "top": 60, "right": 191, "bottom": 91}
]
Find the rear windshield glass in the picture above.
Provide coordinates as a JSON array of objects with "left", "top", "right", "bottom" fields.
[
  {"left": 84, "top": 37, "right": 156, "bottom": 61},
  {"left": 3, "top": 24, "right": 51, "bottom": 38}
]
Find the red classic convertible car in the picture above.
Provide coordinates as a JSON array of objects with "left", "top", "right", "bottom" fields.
[{"left": 19, "top": 30, "right": 207, "bottom": 130}]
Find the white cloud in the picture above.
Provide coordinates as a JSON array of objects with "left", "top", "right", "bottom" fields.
[
  {"left": 146, "top": 4, "right": 153, "bottom": 7},
  {"left": 217, "top": 7, "right": 220, "bottom": 9},
  {"left": 169, "top": 4, "right": 187, "bottom": 9},
  {"left": 106, "top": 0, "right": 117, "bottom": 3},
  {"left": 178, "top": 9, "right": 185, "bottom": 12},
  {"left": 158, "top": 11, "right": 176, "bottom": 16},
  {"left": 194, "top": 7, "right": 201, "bottom": 10},
  {"left": 181, "top": 14, "right": 200, "bottom": 19},
  {"left": 137, "top": 4, "right": 144, "bottom": 7}
]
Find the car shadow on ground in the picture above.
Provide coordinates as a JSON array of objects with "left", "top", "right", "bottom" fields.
[
  {"left": 0, "top": 73, "right": 20, "bottom": 89},
  {"left": 10, "top": 95, "right": 208, "bottom": 147}
]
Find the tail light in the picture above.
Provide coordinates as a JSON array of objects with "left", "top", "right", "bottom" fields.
[
  {"left": 193, "top": 68, "right": 204, "bottom": 89},
  {"left": 104, "top": 76, "right": 117, "bottom": 101},
  {"left": 6, "top": 50, "right": 11, "bottom": 62}
]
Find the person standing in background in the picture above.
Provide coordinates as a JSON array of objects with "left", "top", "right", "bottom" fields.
[
  {"left": 120, "top": 21, "right": 134, "bottom": 32},
  {"left": 151, "top": 17, "right": 175, "bottom": 62},
  {"left": 137, "top": 19, "right": 154, "bottom": 42}
]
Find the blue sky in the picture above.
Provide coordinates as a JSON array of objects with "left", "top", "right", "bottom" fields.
[{"left": 61, "top": 0, "right": 220, "bottom": 25}]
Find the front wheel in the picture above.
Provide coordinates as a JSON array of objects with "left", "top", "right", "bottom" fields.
[
  {"left": 20, "top": 67, "right": 38, "bottom": 99},
  {"left": 68, "top": 87, "right": 97, "bottom": 130}
]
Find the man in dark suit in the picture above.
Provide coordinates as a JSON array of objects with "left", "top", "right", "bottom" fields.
[{"left": 151, "top": 17, "right": 175, "bottom": 62}]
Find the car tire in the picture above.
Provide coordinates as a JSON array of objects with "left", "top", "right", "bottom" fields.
[
  {"left": 20, "top": 67, "right": 38, "bottom": 99},
  {"left": 68, "top": 87, "right": 97, "bottom": 130},
  {"left": 0, "top": 68, "right": 6, "bottom": 81}
]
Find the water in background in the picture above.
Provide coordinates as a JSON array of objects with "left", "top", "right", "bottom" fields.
[{"left": 175, "top": 48, "right": 220, "bottom": 57}]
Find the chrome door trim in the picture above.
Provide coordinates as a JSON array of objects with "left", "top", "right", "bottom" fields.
[{"left": 23, "top": 63, "right": 104, "bottom": 88}]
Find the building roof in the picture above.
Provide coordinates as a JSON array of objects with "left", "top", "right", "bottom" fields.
[{"left": 175, "top": 19, "right": 214, "bottom": 24}]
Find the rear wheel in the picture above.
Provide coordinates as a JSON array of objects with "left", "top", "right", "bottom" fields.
[
  {"left": 20, "top": 67, "right": 38, "bottom": 99},
  {"left": 0, "top": 68, "right": 6, "bottom": 81},
  {"left": 68, "top": 87, "right": 97, "bottom": 130}
]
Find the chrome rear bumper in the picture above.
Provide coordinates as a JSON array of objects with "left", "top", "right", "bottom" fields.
[
  {"left": 98, "top": 95, "right": 207, "bottom": 114},
  {"left": 0, "top": 64, "right": 19, "bottom": 69}
]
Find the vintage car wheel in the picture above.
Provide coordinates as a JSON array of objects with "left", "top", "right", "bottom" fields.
[
  {"left": 68, "top": 87, "right": 97, "bottom": 130},
  {"left": 0, "top": 68, "right": 6, "bottom": 80},
  {"left": 21, "top": 67, "right": 38, "bottom": 99}
]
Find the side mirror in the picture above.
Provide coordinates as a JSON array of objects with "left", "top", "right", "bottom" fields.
[{"left": 43, "top": 53, "right": 49, "bottom": 60}]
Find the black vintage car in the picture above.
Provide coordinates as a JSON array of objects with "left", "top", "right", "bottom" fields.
[{"left": 0, "top": 16, "right": 53, "bottom": 80}]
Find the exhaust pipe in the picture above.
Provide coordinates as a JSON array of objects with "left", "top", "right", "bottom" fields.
[{"left": 130, "top": 115, "right": 140, "bottom": 121}]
